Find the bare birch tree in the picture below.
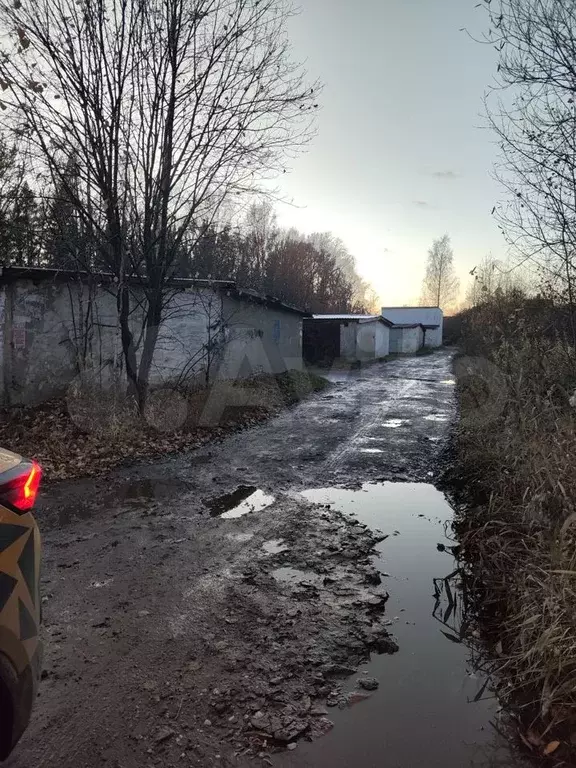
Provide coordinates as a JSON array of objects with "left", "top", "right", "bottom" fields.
[
  {"left": 421, "top": 234, "right": 460, "bottom": 310},
  {"left": 0, "top": 0, "right": 318, "bottom": 407},
  {"left": 481, "top": 0, "right": 576, "bottom": 340}
]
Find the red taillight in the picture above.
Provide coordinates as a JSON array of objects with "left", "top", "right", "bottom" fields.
[{"left": 0, "top": 461, "right": 42, "bottom": 512}]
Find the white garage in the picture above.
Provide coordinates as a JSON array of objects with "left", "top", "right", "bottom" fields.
[
  {"left": 389, "top": 324, "right": 425, "bottom": 355},
  {"left": 382, "top": 307, "right": 443, "bottom": 347},
  {"left": 303, "top": 315, "right": 392, "bottom": 364}
]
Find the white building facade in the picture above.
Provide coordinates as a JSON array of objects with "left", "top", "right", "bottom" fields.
[
  {"left": 303, "top": 315, "right": 391, "bottom": 364},
  {"left": 389, "top": 324, "right": 425, "bottom": 354},
  {"left": 381, "top": 307, "right": 443, "bottom": 347}
]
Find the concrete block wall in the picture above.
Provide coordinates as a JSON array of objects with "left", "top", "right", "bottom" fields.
[
  {"left": 219, "top": 296, "right": 303, "bottom": 379},
  {"left": 0, "top": 275, "right": 305, "bottom": 406},
  {"left": 0, "top": 278, "right": 119, "bottom": 405},
  {"left": 389, "top": 326, "right": 423, "bottom": 355}
]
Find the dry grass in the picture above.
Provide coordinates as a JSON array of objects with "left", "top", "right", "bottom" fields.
[{"left": 452, "top": 300, "right": 576, "bottom": 759}]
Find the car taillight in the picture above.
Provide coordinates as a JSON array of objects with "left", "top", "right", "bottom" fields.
[{"left": 0, "top": 461, "right": 42, "bottom": 512}]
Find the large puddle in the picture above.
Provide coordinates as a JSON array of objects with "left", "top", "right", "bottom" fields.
[{"left": 276, "top": 482, "right": 527, "bottom": 768}]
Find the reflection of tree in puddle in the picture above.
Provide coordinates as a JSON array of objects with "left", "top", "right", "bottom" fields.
[
  {"left": 432, "top": 546, "right": 530, "bottom": 766},
  {"left": 432, "top": 560, "right": 493, "bottom": 705}
]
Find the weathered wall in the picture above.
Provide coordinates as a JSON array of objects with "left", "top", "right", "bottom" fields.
[
  {"left": 356, "top": 321, "right": 390, "bottom": 360},
  {"left": 389, "top": 328, "right": 402, "bottom": 355},
  {"left": 374, "top": 323, "right": 390, "bottom": 358},
  {"left": 0, "top": 278, "right": 120, "bottom": 406},
  {"left": 148, "top": 288, "right": 219, "bottom": 386},
  {"left": 0, "top": 275, "right": 304, "bottom": 406},
  {"left": 381, "top": 307, "right": 443, "bottom": 347},
  {"left": 339, "top": 323, "right": 357, "bottom": 360},
  {"left": 355, "top": 323, "right": 375, "bottom": 360},
  {"left": 219, "top": 297, "right": 303, "bottom": 379},
  {"left": 389, "top": 326, "right": 423, "bottom": 354}
]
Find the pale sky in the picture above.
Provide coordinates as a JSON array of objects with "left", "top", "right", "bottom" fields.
[{"left": 273, "top": 0, "right": 504, "bottom": 306}]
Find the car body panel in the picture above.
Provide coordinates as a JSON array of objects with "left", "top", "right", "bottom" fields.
[
  {"left": 0, "top": 448, "right": 42, "bottom": 759},
  {"left": 0, "top": 450, "right": 21, "bottom": 477}
]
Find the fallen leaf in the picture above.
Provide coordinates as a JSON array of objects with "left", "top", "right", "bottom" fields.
[{"left": 543, "top": 741, "right": 560, "bottom": 756}]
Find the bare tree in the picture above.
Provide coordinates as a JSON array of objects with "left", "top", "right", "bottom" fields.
[
  {"left": 481, "top": 0, "right": 576, "bottom": 339},
  {"left": 0, "top": 0, "right": 318, "bottom": 408},
  {"left": 421, "top": 234, "right": 460, "bottom": 310},
  {"left": 307, "top": 231, "right": 372, "bottom": 310},
  {"left": 464, "top": 254, "right": 534, "bottom": 308},
  {"left": 243, "top": 200, "right": 277, "bottom": 289}
]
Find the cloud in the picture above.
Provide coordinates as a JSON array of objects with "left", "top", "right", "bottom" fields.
[
  {"left": 413, "top": 200, "right": 430, "bottom": 208},
  {"left": 430, "top": 170, "right": 461, "bottom": 180}
]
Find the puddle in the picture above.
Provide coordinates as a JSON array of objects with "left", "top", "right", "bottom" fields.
[
  {"left": 262, "top": 539, "right": 289, "bottom": 554},
  {"left": 276, "top": 483, "right": 527, "bottom": 768},
  {"left": 441, "top": 379, "right": 456, "bottom": 385},
  {"left": 424, "top": 414, "right": 449, "bottom": 422},
  {"left": 359, "top": 448, "right": 384, "bottom": 454},
  {"left": 382, "top": 418, "right": 408, "bottom": 428},
  {"left": 204, "top": 486, "right": 275, "bottom": 518}
]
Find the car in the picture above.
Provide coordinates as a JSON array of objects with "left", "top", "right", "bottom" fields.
[{"left": 0, "top": 448, "right": 42, "bottom": 760}]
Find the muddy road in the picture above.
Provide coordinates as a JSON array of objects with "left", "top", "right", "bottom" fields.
[{"left": 7, "top": 350, "right": 522, "bottom": 768}]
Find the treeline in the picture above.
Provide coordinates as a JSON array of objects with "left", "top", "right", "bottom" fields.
[{"left": 0, "top": 147, "right": 372, "bottom": 315}]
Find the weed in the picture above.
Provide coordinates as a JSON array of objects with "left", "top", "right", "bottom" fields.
[{"left": 451, "top": 295, "right": 576, "bottom": 756}]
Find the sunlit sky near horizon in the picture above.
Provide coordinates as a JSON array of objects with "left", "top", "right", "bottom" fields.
[{"left": 272, "top": 0, "right": 505, "bottom": 307}]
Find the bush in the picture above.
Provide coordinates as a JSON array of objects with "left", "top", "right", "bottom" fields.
[{"left": 451, "top": 295, "right": 576, "bottom": 755}]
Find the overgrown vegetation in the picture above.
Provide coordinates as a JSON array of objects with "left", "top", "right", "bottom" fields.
[
  {"left": 0, "top": 370, "right": 328, "bottom": 481},
  {"left": 449, "top": 291, "right": 576, "bottom": 759}
]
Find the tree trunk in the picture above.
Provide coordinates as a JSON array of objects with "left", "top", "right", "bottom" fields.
[
  {"left": 136, "top": 295, "right": 163, "bottom": 412},
  {"left": 118, "top": 282, "right": 139, "bottom": 402}
]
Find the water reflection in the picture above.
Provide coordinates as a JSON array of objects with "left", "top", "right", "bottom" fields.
[{"left": 274, "top": 483, "right": 527, "bottom": 768}]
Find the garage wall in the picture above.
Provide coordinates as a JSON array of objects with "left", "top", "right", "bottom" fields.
[
  {"left": 382, "top": 307, "right": 443, "bottom": 347},
  {"left": 389, "top": 326, "right": 423, "bottom": 354},
  {"left": 401, "top": 326, "right": 423, "bottom": 354},
  {"left": 219, "top": 296, "right": 303, "bottom": 379},
  {"left": 356, "top": 321, "right": 389, "bottom": 360},
  {"left": 355, "top": 323, "right": 375, "bottom": 360},
  {"left": 0, "top": 277, "right": 119, "bottom": 405},
  {"left": 389, "top": 328, "right": 402, "bottom": 354},
  {"left": 339, "top": 323, "right": 357, "bottom": 360},
  {"left": 374, "top": 323, "right": 390, "bottom": 358},
  {"left": 0, "top": 275, "right": 304, "bottom": 406}
]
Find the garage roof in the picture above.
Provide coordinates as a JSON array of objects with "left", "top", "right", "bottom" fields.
[{"left": 311, "top": 314, "right": 394, "bottom": 326}]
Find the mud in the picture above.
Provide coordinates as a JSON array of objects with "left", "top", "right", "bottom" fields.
[
  {"left": 8, "top": 351, "right": 462, "bottom": 768},
  {"left": 276, "top": 483, "right": 530, "bottom": 768}
]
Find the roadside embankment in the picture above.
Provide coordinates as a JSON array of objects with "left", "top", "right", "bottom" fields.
[
  {"left": 446, "top": 297, "right": 576, "bottom": 760},
  {"left": 0, "top": 370, "right": 329, "bottom": 481}
]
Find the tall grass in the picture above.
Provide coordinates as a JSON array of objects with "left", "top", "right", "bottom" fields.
[{"left": 452, "top": 295, "right": 576, "bottom": 757}]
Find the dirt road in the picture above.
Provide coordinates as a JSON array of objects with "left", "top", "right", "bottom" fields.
[{"left": 8, "top": 351, "right": 455, "bottom": 768}]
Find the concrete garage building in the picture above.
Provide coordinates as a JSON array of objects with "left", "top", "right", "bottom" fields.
[
  {"left": 381, "top": 307, "right": 443, "bottom": 347},
  {"left": 0, "top": 267, "right": 308, "bottom": 406},
  {"left": 389, "top": 323, "right": 425, "bottom": 354},
  {"left": 303, "top": 314, "right": 392, "bottom": 365}
]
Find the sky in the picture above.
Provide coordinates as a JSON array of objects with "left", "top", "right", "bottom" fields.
[{"left": 272, "top": 0, "right": 505, "bottom": 307}]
